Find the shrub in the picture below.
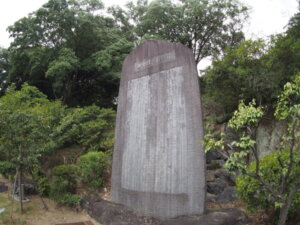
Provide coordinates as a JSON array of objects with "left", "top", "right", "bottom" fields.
[
  {"left": 77, "top": 151, "right": 109, "bottom": 189},
  {"left": 50, "top": 164, "right": 79, "bottom": 196},
  {"left": 0, "top": 161, "right": 15, "bottom": 178},
  {"left": 236, "top": 150, "right": 300, "bottom": 218},
  {"left": 32, "top": 168, "right": 50, "bottom": 196}
]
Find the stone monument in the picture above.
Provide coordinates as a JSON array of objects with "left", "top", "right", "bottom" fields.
[{"left": 111, "top": 40, "right": 206, "bottom": 218}]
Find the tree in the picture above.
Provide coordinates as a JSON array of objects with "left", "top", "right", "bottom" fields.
[
  {"left": 55, "top": 105, "right": 115, "bottom": 152},
  {"left": 203, "top": 40, "right": 277, "bottom": 114},
  {"left": 0, "top": 47, "right": 9, "bottom": 96},
  {"left": 7, "top": 0, "right": 133, "bottom": 107},
  {"left": 0, "top": 83, "right": 64, "bottom": 212},
  {"left": 205, "top": 72, "right": 300, "bottom": 225},
  {"left": 119, "top": 0, "right": 248, "bottom": 63}
]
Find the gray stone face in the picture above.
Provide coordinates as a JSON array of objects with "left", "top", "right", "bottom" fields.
[{"left": 111, "top": 40, "right": 206, "bottom": 218}]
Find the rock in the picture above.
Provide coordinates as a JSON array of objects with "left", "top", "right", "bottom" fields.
[
  {"left": 206, "top": 149, "right": 224, "bottom": 163},
  {"left": 207, "top": 178, "right": 227, "bottom": 195},
  {"left": 214, "top": 169, "right": 236, "bottom": 186},
  {"left": 206, "top": 170, "right": 216, "bottom": 182},
  {"left": 82, "top": 195, "right": 248, "bottom": 225},
  {"left": 256, "top": 118, "right": 286, "bottom": 158},
  {"left": 0, "top": 181, "right": 8, "bottom": 193},
  {"left": 217, "top": 187, "right": 237, "bottom": 203},
  {"left": 82, "top": 195, "right": 161, "bottom": 225},
  {"left": 206, "top": 193, "right": 217, "bottom": 203},
  {"left": 162, "top": 208, "right": 247, "bottom": 225}
]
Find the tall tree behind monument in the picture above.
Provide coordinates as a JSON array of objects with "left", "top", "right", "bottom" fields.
[{"left": 111, "top": 40, "right": 205, "bottom": 218}]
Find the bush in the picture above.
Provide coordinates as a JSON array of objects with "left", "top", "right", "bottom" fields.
[
  {"left": 50, "top": 164, "right": 79, "bottom": 196},
  {"left": 236, "top": 150, "right": 300, "bottom": 218},
  {"left": 32, "top": 168, "right": 50, "bottom": 196},
  {"left": 0, "top": 161, "right": 15, "bottom": 178},
  {"left": 77, "top": 151, "right": 109, "bottom": 189}
]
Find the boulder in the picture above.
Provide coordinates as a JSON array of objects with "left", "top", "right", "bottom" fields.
[
  {"left": 214, "top": 169, "right": 236, "bottom": 186},
  {"left": 207, "top": 178, "right": 227, "bottom": 195},
  {"left": 217, "top": 187, "right": 237, "bottom": 203},
  {"left": 206, "top": 149, "right": 225, "bottom": 163},
  {"left": 206, "top": 193, "right": 217, "bottom": 203},
  {"left": 82, "top": 195, "right": 161, "bottom": 225}
]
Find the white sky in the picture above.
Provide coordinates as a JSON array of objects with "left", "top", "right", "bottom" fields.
[{"left": 0, "top": 0, "right": 298, "bottom": 49}]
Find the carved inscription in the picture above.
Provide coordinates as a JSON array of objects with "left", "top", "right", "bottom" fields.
[
  {"left": 121, "top": 66, "right": 188, "bottom": 193},
  {"left": 134, "top": 51, "right": 176, "bottom": 72}
]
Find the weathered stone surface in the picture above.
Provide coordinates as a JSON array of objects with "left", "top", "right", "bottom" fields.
[
  {"left": 111, "top": 40, "right": 205, "bottom": 218},
  {"left": 214, "top": 169, "right": 236, "bottom": 186},
  {"left": 217, "top": 187, "right": 237, "bottom": 203},
  {"left": 206, "top": 149, "right": 226, "bottom": 163},
  {"left": 82, "top": 195, "right": 161, "bottom": 225},
  {"left": 207, "top": 178, "right": 227, "bottom": 195},
  {"left": 161, "top": 208, "right": 247, "bottom": 225},
  {"left": 256, "top": 118, "right": 286, "bottom": 158},
  {"left": 0, "top": 181, "right": 8, "bottom": 193},
  {"left": 82, "top": 195, "right": 247, "bottom": 225},
  {"left": 206, "top": 192, "right": 217, "bottom": 203}
]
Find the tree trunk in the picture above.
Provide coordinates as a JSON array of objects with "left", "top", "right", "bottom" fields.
[
  {"left": 277, "top": 203, "right": 289, "bottom": 225},
  {"left": 9, "top": 175, "right": 14, "bottom": 220},
  {"left": 277, "top": 185, "right": 298, "bottom": 225},
  {"left": 17, "top": 168, "right": 23, "bottom": 214}
]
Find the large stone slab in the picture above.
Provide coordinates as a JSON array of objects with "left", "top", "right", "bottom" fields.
[{"left": 111, "top": 40, "right": 206, "bottom": 218}]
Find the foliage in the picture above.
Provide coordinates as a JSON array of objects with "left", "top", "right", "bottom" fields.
[
  {"left": 204, "top": 68, "right": 300, "bottom": 225},
  {"left": 236, "top": 150, "right": 300, "bottom": 218},
  {"left": 31, "top": 168, "right": 51, "bottom": 196},
  {"left": 0, "top": 161, "right": 15, "bottom": 178},
  {"left": 51, "top": 193, "right": 82, "bottom": 208},
  {"left": 0, "top": 47, "right": 9, "bottom": 96},
  {"left": 0, "top": 83, "right": 64, "bottom": 179},
  {"left": 203, "top": 132, "right": 225, "bottom": 153},
  {"left": 50, "top": 164, "right": 79, "bottom": 195},
  {"left": 55, "top": 105, "right": 115, "bottom": 152},
  {"left": 77, "top": 151, "right": 109, "bottom": 189},
  {"left": 6, "top": 0, "right": 133, "bottom": 107},
  {"left": 203, "top": 40, "right": 280, "bottom": 114},
  {"left": 204, "top": 11, "right": 300, "bottom": 115},
  {"left": 117, "top": 0, "right": 248, "bottom": 63}
]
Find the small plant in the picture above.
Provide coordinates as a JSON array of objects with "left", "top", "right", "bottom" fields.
[
  {"left": 77, "top": 151, "right": 109, "bottom": 190},
  {"left": 51, "top": 193, "right": 82, "bottom": 208},
  {"left": 236, "top": 149, "right": 300, "bottom": 218},
  {"left": 50, "top": 164, "right": 79, "bottom": 196}
]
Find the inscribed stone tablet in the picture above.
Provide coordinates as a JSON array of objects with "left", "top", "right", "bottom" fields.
[{"left": 111, "top": 40, "right": 205, "bottom": 218}]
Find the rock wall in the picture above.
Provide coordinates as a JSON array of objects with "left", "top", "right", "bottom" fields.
[{"left": 256, "top": 117, "right": 286, "bottom": 158}]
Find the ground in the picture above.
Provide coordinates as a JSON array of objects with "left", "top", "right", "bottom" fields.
[
  {"left": 0, "top": 178, "right": 102, "bottom": 225},
  {"left": 1, "top": 176, "right": 299, "bottom": 225}
]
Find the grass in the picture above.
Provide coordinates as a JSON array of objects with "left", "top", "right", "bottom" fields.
[{"left": 0, "top": 192, "right": 28, "bottom": 225}]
